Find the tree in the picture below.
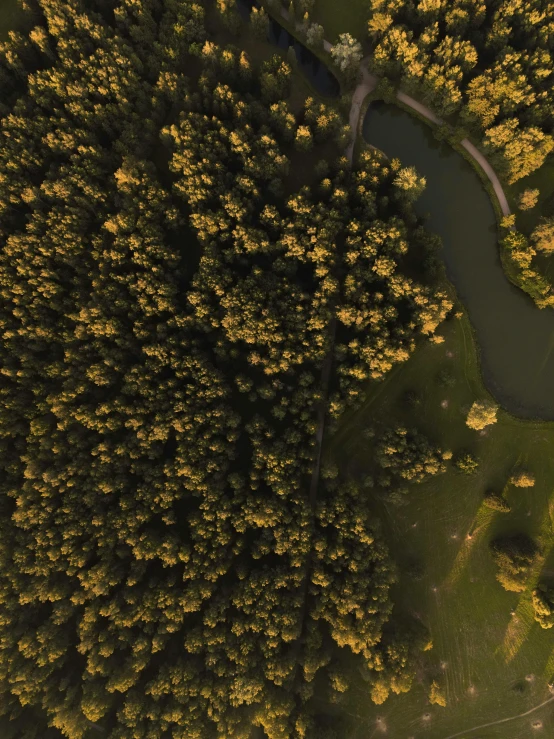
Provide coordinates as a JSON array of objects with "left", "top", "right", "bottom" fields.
[
  {"left": 466, "top": 400, "right": 498, "bottom": 430},
  {"left": 306, "top": 23, "right": 324, "bottom": 49},
  {"left": 368, "top": 0, "right": 554, "bottom": 184},
  {"left": 250, "top": 6, "right": 269, "bottom": 40},
  {"left": 330, "top": 33, "right": 363, "bottom": 80},
  {"left": 532, "top": 585, "right": 554, "bottom": 629},
  {"left": 518, "top": 188, "right": 539, "bottom": 210},
  {"left": 490, "top": 534, "right": 538, "bottom": 592},
  {"left": 295, "top": 125, "right": 314, "bottom": 151},
  {"left": 376, "top": 427, "right": 446, "bottom": 484},
  {"left": 531, "top": 217, "right": 554, "bottom": 254},
  {"left": 454, "top": 452, "right": 479, "bottom": 474},
  {"left": 0, "top": 4, "right": 454, "bottom": 731},
  {"left": 483, "top": 492, "right": 511, "bottom": 512},
  {"left": 393, "top": 166, "right": 426, "bottom": 201},
  {"left": 510, "top": 470, "right": 535, "bottom": 488},
  {"left": 429, "top": 680, "right": 447, "bottom": 707}
]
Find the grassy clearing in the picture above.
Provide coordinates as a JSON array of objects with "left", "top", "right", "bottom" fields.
[
  {"left": 0, "top": 0, "right": 27, "bottom": 40},
  {"left": 311, "top": 0, "right": 369, "bottom": 44},
  {"left": 324, "top": 309, "right": 554, "bottom": 737}
]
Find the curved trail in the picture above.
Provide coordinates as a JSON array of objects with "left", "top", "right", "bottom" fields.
[
  {"left": 347, "top": 65, "right": 510, "bottom": 215},
  {"left": 442, "top": 693, "right": 554, "bottom": 739},
  {"left": 395, "top": 92, "right": 510, "bottom": 216},
  {"left": 345, "top": 60, "right": 378, "bottom": 162},
  {"left": 272, "top": 7, "right": 510, "bottom": 216}
]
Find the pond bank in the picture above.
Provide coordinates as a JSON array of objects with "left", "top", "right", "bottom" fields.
[{"left": 362, "top": 102, "right": 554, "bottom": 420}]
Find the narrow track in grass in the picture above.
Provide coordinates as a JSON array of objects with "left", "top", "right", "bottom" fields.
[{"left": 442, "top": 693, "right": 554, "bottom": 739}]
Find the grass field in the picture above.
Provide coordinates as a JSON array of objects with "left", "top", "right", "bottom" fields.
[
  {"left": 324, "top": 308, "right": 554, "bottom": 737},
  {"left": 0, "top": 0, "right": 26, "bottom": 40},
  {"left": 311, "top": 0, "right": 369, "bottom": 43}
]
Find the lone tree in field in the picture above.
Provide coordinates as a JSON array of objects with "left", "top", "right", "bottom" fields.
[
  {"left": 466, "top": 400, "right": 498, "bottom": 430},
  {"left": 429, "top": 680, "right": 447, "bottom": 707},
  {"left": 483, "top": 491, "right": 511, "bottom": 512},
  {"left": 532, "top": 585, "right": 554, "bottom": 629},
  {"left": 490, "top": 534, "right": 538, "bottom": 592},
  {"left": 518, "top": 188, "right": 540, "bottom": 210},
  {"left": 330, "top": 33, "right": 363, "bottom": 79},
  {"left": 510, "top": 469, "right": 535, "bottom": 488}
]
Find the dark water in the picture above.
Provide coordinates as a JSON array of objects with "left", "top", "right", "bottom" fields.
[
  {"left": 363, "top": 102, "right": 554, "bottom": 420},
  {"left": 236, "top": 0, "right": 339, "bottom": 97}
]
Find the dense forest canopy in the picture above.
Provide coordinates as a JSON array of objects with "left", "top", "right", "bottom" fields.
[
  {"left": 0, "top": 1, "right": 450, "bottom": 737},
  {"left": 368, "top": 0, "right": 554, "bottom": 184}
]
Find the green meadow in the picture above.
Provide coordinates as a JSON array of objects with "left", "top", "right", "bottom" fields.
[{"left": 325, "top": 310, "right": 554, "bottom": 737}]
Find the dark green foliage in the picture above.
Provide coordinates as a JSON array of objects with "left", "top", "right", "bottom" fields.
[
  {"left": 455, "top": 451, "right": 479, "bottom": 474},
  {"left": 490, "top": 534, "right": 538, "bottom": 592},
  {"left": 483, "top": 492, "right": 511, "bottom": 513},
  {"left": 369, "top": 0, "right": 554, "bottom": 183},
  {"left": 403, "top": 389, "right": 422, "bottom": 409},
  {"left": 437, "top": 367, "right": 455, "bottom": 387},
  {"left": 404, "top": 557, "right": 425, "bottom": 581},
  {"left": 376, "top": 427, "right": 446, "bottom": 484}
]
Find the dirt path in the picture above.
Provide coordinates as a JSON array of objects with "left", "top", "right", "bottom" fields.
[
  {"left": 370, "top": 83, "right": 511, "bottom": 216},
  {"left": 272, "top": 6, "right": 511, "bottom": 216},
  {"left": 396, "top": 90, "right": 442, "bottom": 126},
  {"left": 308, "top": 317, "right": 336, "bottom": 504},
  {"left": 442, "top": 693, "right": 554, "bottom": 739},
  {"left": 346, "top": 61, "right": 378, "bottom": 163},
  {"left": 345, "top": 64, "right": 511, "bottom": 215}
]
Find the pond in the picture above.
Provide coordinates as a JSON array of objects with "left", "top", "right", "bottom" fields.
[
  {"left": 362, "top": 102, "right": 554, "bottom": 420},
  {"left": 236, "top": 0, "right": 340, "bottom": 98}
]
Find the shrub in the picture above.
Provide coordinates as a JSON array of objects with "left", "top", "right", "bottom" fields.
[
  {"left": 510, "top": 470, "right": 535, "bottom": 488},
  {"left": 518, "top": 188, "right": 539, "bottom": 210},
  {"left": 483, "top": 492, "right": 511, "bottom": 513},
  {"left": 429, "top": 680, "right": 447, "bottom": 707},
  {"left": 490, "top": 534, "right": 538, "bottom": 592},
  {"left": 455, "top": 452, "right": 479, "bottom": 474},
  {"left": 532, "top": 585, "right": 554, "bottom": 629},
  {"left": 531, "top": 217, "right": 554, "bottom": 254}
]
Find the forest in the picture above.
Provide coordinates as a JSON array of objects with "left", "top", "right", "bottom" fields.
[
  {"left": 0, "top": 1, "right": 452, "bottom": 737},
  {"left": 367, "top": 0, "right": 554, "bottom": 184},
  {"left": 365, "top": 0, "right": 554, "bottom": 306}
]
